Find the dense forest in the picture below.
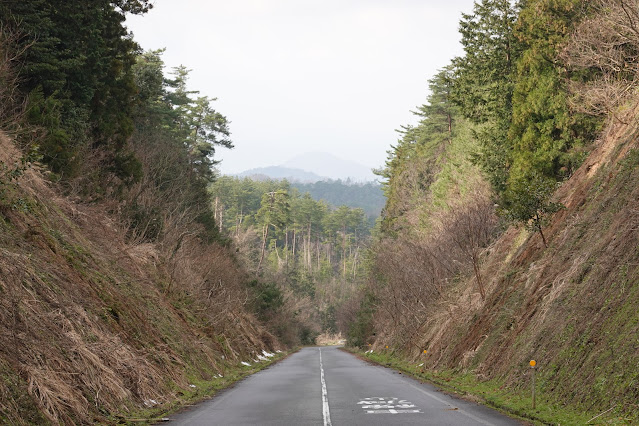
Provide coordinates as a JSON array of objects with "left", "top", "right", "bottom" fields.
[
  {"left": 291, "top": 179, "right": 384, "bottom": 218},
  {"left": 209, "top": 176, "right": 371, "bottom": 340}
]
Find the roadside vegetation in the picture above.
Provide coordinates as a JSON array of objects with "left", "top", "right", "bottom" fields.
[
  {"left": 0, "top": 1, "right": 297, "bottom": 423},
  {"left": 345, "top": 0, "right": 639, "bottom": 423},
  {"left": 353, "top": 348, "right": 630, "bottom": 425}
]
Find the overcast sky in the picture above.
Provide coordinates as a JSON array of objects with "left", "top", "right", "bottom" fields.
[{"left": 125, "top": 0, "right": 477, "bottom": 175}]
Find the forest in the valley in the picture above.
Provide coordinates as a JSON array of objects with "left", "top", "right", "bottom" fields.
[
  {"left": 209, "top": 176, "right": 372, "bottom": 341},
  {"left": 3, "top": 0, "right": 639, "bottom": 423}
]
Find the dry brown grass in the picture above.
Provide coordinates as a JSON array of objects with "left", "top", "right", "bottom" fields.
[{"left": 0, "top": 133, "right": 280, "bottom": 423}]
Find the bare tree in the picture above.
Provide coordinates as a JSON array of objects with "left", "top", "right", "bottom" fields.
[
  {"left": 441, "top": 193, "right": 498, "bottom": 300},
  {"left": 561, "top": 0, "right": 639, "bottom": 120}
]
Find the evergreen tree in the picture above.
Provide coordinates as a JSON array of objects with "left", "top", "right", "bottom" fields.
[
  {"left": 452, "top": 0, "right": 523, "bottom": 195},
  {"left": 0, "top": 0, "right": 149, "bottom": 179},
  {"left": 509, "top": 0, "right": 599, "bottom": 183}
]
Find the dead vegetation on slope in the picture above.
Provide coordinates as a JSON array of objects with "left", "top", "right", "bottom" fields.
[{"left": 0, "top": 134, "right": 279, "bottom": 424}]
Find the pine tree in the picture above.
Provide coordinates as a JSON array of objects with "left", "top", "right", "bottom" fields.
[{"left": 452, "top": 0, "right": 523, "bottom": 195}]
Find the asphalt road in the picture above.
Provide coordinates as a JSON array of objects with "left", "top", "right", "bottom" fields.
[{"left": 167, "top": 346, "right": 524, "bottom": 425}]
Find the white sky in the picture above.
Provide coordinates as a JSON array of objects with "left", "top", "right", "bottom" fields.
[{"left": 125, "top": 0, "right": 476, "bottom": 175}]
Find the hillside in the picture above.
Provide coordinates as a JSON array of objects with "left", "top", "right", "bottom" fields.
[
  {"left": 0, "top": 133, "right": 282, "bottom": 424},
  {"left": 350, "top": 0, "right": 639, "bottom": 422},
  {"left": 281, "top": 152, "right": 377, "bottom": 182},
  {"left": 236, "top": 166, "right": 328, "bottom": 183},
  {"left": 373, "top": 107, "right": 639, "bottom": 421}
]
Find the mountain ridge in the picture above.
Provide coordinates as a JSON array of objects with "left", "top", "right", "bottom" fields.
[{"left": 234, "top": 152, "right": 378, "bottom": 183}]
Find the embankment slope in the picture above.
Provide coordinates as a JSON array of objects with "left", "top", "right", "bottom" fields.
[
  {"left": 401, "top": 108, "right": 639, "bottom": 418},
  {"left": 0, "top": 133, "right": 279, "bottom": 424}
]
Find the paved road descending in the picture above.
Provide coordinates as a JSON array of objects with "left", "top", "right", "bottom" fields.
[{"left": 168, "top": 346, "right": 523, "bottom": 425}]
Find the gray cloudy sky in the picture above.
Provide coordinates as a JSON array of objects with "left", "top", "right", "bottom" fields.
[{"left": 125, "top": 0, "right": 477, "bottom": 175}]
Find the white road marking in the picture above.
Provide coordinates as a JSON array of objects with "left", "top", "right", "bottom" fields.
[
  {"left": 366, "top": 409, "right": 421, "bottom": 414},
  {"left": 319, "top": 348, "right": 332, "bottom": 426},
  {"left": 358, "top": 397, "right": 422, "bottom": 414}
]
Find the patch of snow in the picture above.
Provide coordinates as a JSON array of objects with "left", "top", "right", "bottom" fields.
[
  {"left": 241, "top": 361, "right": 251, "bottom": 366},
  {"left": 144, "top": 399, "right": 158, "bottom": 407},
  {"left": 262, "top": 350, "right": 275, "bottom": 357},
  {"left": 418, "top": 363, "right": 424, "bottom": 367},
  {"left": 189, "top": 384, "right": 196, "bottom": 388}
]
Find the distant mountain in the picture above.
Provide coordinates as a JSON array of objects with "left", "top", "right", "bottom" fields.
[
  {"left": 282, "top": 152, "right": 377, "bottom": 182},
  {"left": 236, "top": 166, "right": 328, "bottom": 182}
]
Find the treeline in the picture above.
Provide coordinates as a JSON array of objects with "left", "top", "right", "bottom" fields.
[
  {"left": 210, "top": 176, "right": 372, "bottom": 336},
  {"left": 0, "top": 1, "right": 232, "bottom": 243},
  {"left": 291, "top": 180, "right": 384, "bottom": 219},
  {"left": 348, "top": 0, "right": 612, "bottom": 346},
  {"left": 380, "top": 0, "right": 600, "bottom": 239}
]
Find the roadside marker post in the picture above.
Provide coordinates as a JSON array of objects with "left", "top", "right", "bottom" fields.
[{"left": 530, "top": 360, "right": 536, "bottom": 409}]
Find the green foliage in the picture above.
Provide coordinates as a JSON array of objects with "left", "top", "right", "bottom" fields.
[
  {"left": 299, "top": 327, "right": 318, "bottom": 345},
  {"left": 248, "top": 280, "right": 284, "bottom": 321},
  {"left": 257, "top": 190, "right": 290, "bottom": 233},
  {"left": 122, "top": 50, "right": 233, "bottom": 244},
  {"left": 346, "top": 291, "right": 376, "bottom": 348},
  {"left": 509, "top": 0, "right": 599, "bottom": 183},
  {"left": 291, "top": 180, "right": 384, "bottom": 220},
  {"left": 452, "top": 0, "right": 521, "bottom": 125},
  {"left": 25, "top": 88, "right": 79, "bottom": 176},
  {"left": 502, "top": 171, "right": 563, "bottom": 246},
  {"left": 378, "top": 67, "right": 476, "bottom": 234},
  {"left": 1, "top": 0, "right": 144, "bottom": 182},
  {"left": 451, "top": 0, "right": 522, "bottom": 196}
]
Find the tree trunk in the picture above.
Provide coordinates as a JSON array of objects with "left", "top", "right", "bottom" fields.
[
  {"left": 352, "top": 246, "right": 359, "bottom": 279},
  {"left": 292, "top": 228, "right": 296, "bottom": 263},
  {"left": 471, "top": 253, "right": 485, "bottom": 300},
  {"left": 285, "top": 227, "right": 289, "bottom": 272},
  {"left": 539, "top": 227, "right": 547, "bottom": 248},
  {"left": 307, "top": 223, "right": 312, "bottom": 272},
  {"left": 257, "top": 224, "right": 269, "bottom": 271}
]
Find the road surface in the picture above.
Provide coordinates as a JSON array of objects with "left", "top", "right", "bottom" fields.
[{"left": 168, "top": 346, "right": 524, "bottom": 425}]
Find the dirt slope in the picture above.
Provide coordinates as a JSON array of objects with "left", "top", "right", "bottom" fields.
[
  {"left": 0, "top": 133, "right": 280, "bottom": 424},
  {"left": 396, "top": 107, "right": 639, "bottom": 418}
]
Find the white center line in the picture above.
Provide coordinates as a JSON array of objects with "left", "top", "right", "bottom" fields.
[{"left": 319, "top": 348, "right": 332, "bottom": 426}]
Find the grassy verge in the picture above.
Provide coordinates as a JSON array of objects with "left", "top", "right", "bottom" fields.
[
  {"left": 114, "top": 349, "right": 296, "bottom": 425},
  {"left": 345, "top": 348, "right": 630, "bottom": 425}
]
